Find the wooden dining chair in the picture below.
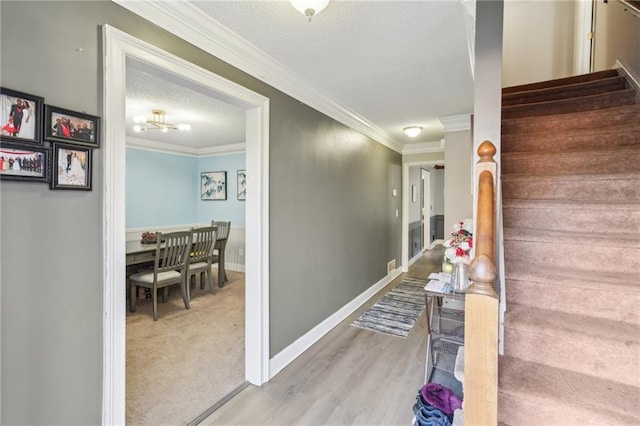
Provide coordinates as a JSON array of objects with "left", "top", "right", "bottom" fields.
[
  {"left": 211, "top": 220, "right": 231, "bottom": 287},
  {"left": 186, "top": 226, "right": 218, "bottom": 302},
  {"left": 129, "top": 231, "right": 192, "bottom": 321}
]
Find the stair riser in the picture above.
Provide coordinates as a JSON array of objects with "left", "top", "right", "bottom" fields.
[
  {"left": 502, "top": 106, "right": 640, "bottom": 134},
  {"left": 505, "top": 279, "right": 640, "bottom": 324},
  {"left": 502, "top": 178, "right": 640, "bottom": 203},
  {"left": 502, "top": 78, "right": 628, "bottom": 106},
  {"left": 501, "top": 129, "right": 640, "bottom": 153},
  {"left": 502, "top": 91, "right": 636, "bottom": 119},
  {"left": 502, "top": 150, "right": 640, "bottom": 175},
  {"left": 503, "top": 328, "right": 639, "bottom": 386},
  {"left": 503, "top": 240, "right": 640, "bottom": 273},
  {"left": 498, "top": 392, "right": 638, "bottom": 426},
  {"left": 502, "top": 69, "right": 619, "bottom": 94},
  {"left": 502, "top": 206, "right": 640, "bottom": 233}
]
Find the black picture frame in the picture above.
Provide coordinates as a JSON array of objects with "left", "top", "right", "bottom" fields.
[
  {"left": 237, "top": 169, "right": 246, "bottom": 201},
  {"left": 0, "top": 87, "right": 44, "bottom": 146},
  {"left": 44, "top": 105, "right": 100, "bottom": 148},
  {"left": 201, "top": 171, "right": 227, "bottom": 200},
  {"left": 0, "top": 142, "right": 50, "bottom": 183},
  {"left": 50, "top": 142, "right": 93, "bottom": 191}
]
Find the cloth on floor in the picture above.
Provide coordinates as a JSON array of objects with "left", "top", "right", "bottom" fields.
[{"left": 421, "top": 383, "right": 463, "bottom": 415}]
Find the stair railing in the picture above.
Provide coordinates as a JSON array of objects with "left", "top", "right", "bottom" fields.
[{"left": 464, "top": 140, "right": 499, "bottom": 425}]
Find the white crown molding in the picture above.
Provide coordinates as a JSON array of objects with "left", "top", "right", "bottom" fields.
[
  {"left": 401, "top": 140, "right": 445, "bottom": 155},
  {"left": 127, "top": 136, "right": 246, "bottom": 157},
  {"left": 440, "top": 114, "right": 471, "bottom": 132},
  {"left": 114, "top": 0, "right": 403, "bottom": 154}
]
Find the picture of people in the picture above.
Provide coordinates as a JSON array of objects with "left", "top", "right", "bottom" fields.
[
  {"left": 44, "top": 105, "right": 100, "bottom": 148},
  {"left": 0, "top": 147, "right": 47, "bottom": 181},
  {"left": 51, "top": 143, "right": 92, "bottom": 190},
  {"left": 57, "top": 148, "right": 87, "bottom": 185},
  {"left": 0, "top": 88, "right": 43, "bottom": 144}
]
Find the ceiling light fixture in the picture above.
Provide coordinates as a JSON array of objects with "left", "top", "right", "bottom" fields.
[
  {"left": 133, "top": 109, "right": 191, "bottom": 133},
  {"left": 290, "top": 0, "right": 330, "bottom": 22},
  {"left": 403, "top": 126, "right": 422, "bottom": 138}
]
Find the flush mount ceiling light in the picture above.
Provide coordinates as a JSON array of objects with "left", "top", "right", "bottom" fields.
[
  {"left": 290, "top": 0, "right": 330, "bottom": 22},
  {"left": 133, "top": 109, "right": 191, "bottom": 133},
  {"left": 403, "top": 126, "right": 423, "bottom": 138}
]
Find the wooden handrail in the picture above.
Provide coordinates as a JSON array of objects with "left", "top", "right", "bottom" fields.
[{"left": 464, "top": 140, "right": 499, "bottom": 425}]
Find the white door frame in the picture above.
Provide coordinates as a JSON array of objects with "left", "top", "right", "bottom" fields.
[
  {"left": 102, "top": 25, "right": 270, "bottom": 425},
  {"left": 421, "top": 168, "right": 431, "bottom": 251},
  {"left": 401, "top": 160, "right": 442, "bottom": 271}
]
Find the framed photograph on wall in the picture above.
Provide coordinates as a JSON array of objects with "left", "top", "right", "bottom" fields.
[
  {"left": 0, "top": 87, "right": 44, "bottom": 145},
  {"left": 50, "top": 143, "right": 92, "bottom": 190},
  {"left": 0, "top": 143, "right": 50, "bottom": 183},
  {"left": 44, "top": 105, "right": 100, "bottom": 148},
  {"left": 201, "top": 171, "right": 226, "bottom": 200},
  {"left": 237, "top": 169, "right": 246, "bottom": 201}
]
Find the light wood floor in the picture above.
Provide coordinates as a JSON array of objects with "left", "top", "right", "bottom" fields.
[{"left": 200, "top": 248, "right": 443, "bottom": 426}]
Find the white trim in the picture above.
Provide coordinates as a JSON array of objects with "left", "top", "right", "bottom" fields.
[
  {"left": 440, "top": 114, "right": 471, "bottom": 132},
  {"left": 126, "top": 136, "right": 246, "bottom": 157},
  {"left": 401, "top": 140, "right": 444, "bottom": 155},
  {"left": 102, "top": 25, "right": 270, "bottom": 425},
  {"left": 615, "top": 59, "right": 640, "bottom": 95},
  {"left": 574, "top": 0, "right": 594, "bottom": 75},
  {"left": 269, "top": 268, "right": 403, "bottom": 378},
  {"left": 430, "top": 239, "right": 445, "bottom": 249},
  {"left": 113, "top": 0, "right": 403, "bottom": 154}
]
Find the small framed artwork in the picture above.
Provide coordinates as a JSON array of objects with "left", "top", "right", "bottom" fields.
[
  {"left": 201, "top": 171, "right": 226, "bottom": 200},
  {"left": 0, "top": 143, "right": 50, "bottom": 183},
  {"left": 0, "top": 87, "right": 44, "bottom": 145},
  {"left": 44, "top": 105, "right": 100, "bottom": 148},
  {"left": 50, "top": 143, "right": 92, "bottom": 190},
  {"left": 237, "top": 169, "right": 246, "bottom": 201}
]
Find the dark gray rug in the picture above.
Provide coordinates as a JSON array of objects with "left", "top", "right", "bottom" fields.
[{"left": 351, "top": 277, "right": 427, "bottom": 337}]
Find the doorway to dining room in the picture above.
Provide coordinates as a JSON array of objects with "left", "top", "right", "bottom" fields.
[{"left": 102, "top": 25, "right": 270, "bottom": 425}]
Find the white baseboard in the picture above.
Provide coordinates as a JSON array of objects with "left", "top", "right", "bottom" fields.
[
  {"left": 225, "top": 262, "right": 245, "bottom": 273},
  {"left": 269, "top": 267, "right": 403, "bottom": 378}
]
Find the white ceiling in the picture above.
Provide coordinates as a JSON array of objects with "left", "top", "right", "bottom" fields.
[{"left": 123, "top": 0, "right": 476, "bottom": 154}]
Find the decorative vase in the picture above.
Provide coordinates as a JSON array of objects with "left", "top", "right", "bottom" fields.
[
  {"left": 442, "top": 257, "right": 454, "bottom": 274},
  {"left": 451, "top": 262, "right": 469, "bottom": 292}
]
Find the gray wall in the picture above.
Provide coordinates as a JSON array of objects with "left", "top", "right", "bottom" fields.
[{"left": 0, "top": 2, "right": 401, "bottom": 424}]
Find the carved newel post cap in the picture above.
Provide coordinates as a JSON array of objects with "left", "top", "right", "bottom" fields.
[{"left": 477, "top": 140, "right": 497, "bottom": 161}]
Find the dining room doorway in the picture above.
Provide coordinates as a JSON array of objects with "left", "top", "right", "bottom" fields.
[{"left": 102, "top": 25, "right": 270, "bottom": 424}]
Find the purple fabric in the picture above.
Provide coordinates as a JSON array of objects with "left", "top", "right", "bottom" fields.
[{"left": 420, "top": 383, "right": 462, "bottom": 415}]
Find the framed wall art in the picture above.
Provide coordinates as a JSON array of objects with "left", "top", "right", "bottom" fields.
[
  {"left": 44, "top": 105, "right": 100, "bottom": 148},
  {"left": 237, "top": 169, "right": 246, "bottom": 201},
  {"left": 201, "top": 171, "right": 226, "bottom": 200},
  {"left": 0, "top": 87, "right": 44, "bottom": 145},
  {"left": 50, "top": 143, "right": 92, "bottom": 191},
  {"left": 0, "top": 143, "right": 50, "bottom": 183}
]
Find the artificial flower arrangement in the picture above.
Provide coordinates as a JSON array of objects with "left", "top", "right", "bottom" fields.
[{"left": 443, "top": 219, "right": 474, "bottom": 264}]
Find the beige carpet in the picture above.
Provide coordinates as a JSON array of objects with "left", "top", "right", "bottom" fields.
[{"left": 126, "top": 269, "right": 245, "bottom": 425}]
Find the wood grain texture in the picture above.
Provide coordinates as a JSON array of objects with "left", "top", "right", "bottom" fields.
[{"left": 200, "top": 249, "right": 444, "bottom": 426}]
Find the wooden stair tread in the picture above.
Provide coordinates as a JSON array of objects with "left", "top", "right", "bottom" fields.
[
  {"left": 502, "top": 69, "right": 619, "bottom": 94},
  {"left": 503, "top": 226, "right": 640, "bottom": 246}
]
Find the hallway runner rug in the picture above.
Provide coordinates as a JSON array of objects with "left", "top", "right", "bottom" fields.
[{"left": 351, "top": 277, "right": 427, "bottom": 338}]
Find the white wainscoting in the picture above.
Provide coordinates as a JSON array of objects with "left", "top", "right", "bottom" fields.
[{"left": 126, "top": 223, "right": 246, "bottom": 272}]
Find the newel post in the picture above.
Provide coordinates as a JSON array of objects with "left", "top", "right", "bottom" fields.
[{"left": 468, "top": 140, "right": 498, "bottom": 298}]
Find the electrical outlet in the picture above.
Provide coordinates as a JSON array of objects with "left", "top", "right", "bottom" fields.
[{"left": 387, "top": 259, "right": 396, "bottom": 273}]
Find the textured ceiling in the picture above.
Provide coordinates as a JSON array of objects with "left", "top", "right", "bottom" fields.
[
  {"left": 124, "top": 0, "right": 475, "bottom": 151},
  {"left": 126, "top": 58, "right": 246, "bottom": 149}
]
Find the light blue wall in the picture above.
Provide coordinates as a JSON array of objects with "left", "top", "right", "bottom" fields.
[
  {"left": 126, "top": 148, "right": 246, "bottom": 228},
  {"left": 126, "top": 147, "right": 198, "bottom": 228},
  {"left": 197, "top": 153, "right": 246, "bottom": 226}
]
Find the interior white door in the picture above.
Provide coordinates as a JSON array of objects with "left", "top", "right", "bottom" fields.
[{"left": 422, "top": 169, "right": 431, "bottom": 250}]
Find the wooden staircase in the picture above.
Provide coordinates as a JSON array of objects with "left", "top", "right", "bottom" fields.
[{"left": 498, "top": 69, "right": 640, "bottom": 425}]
